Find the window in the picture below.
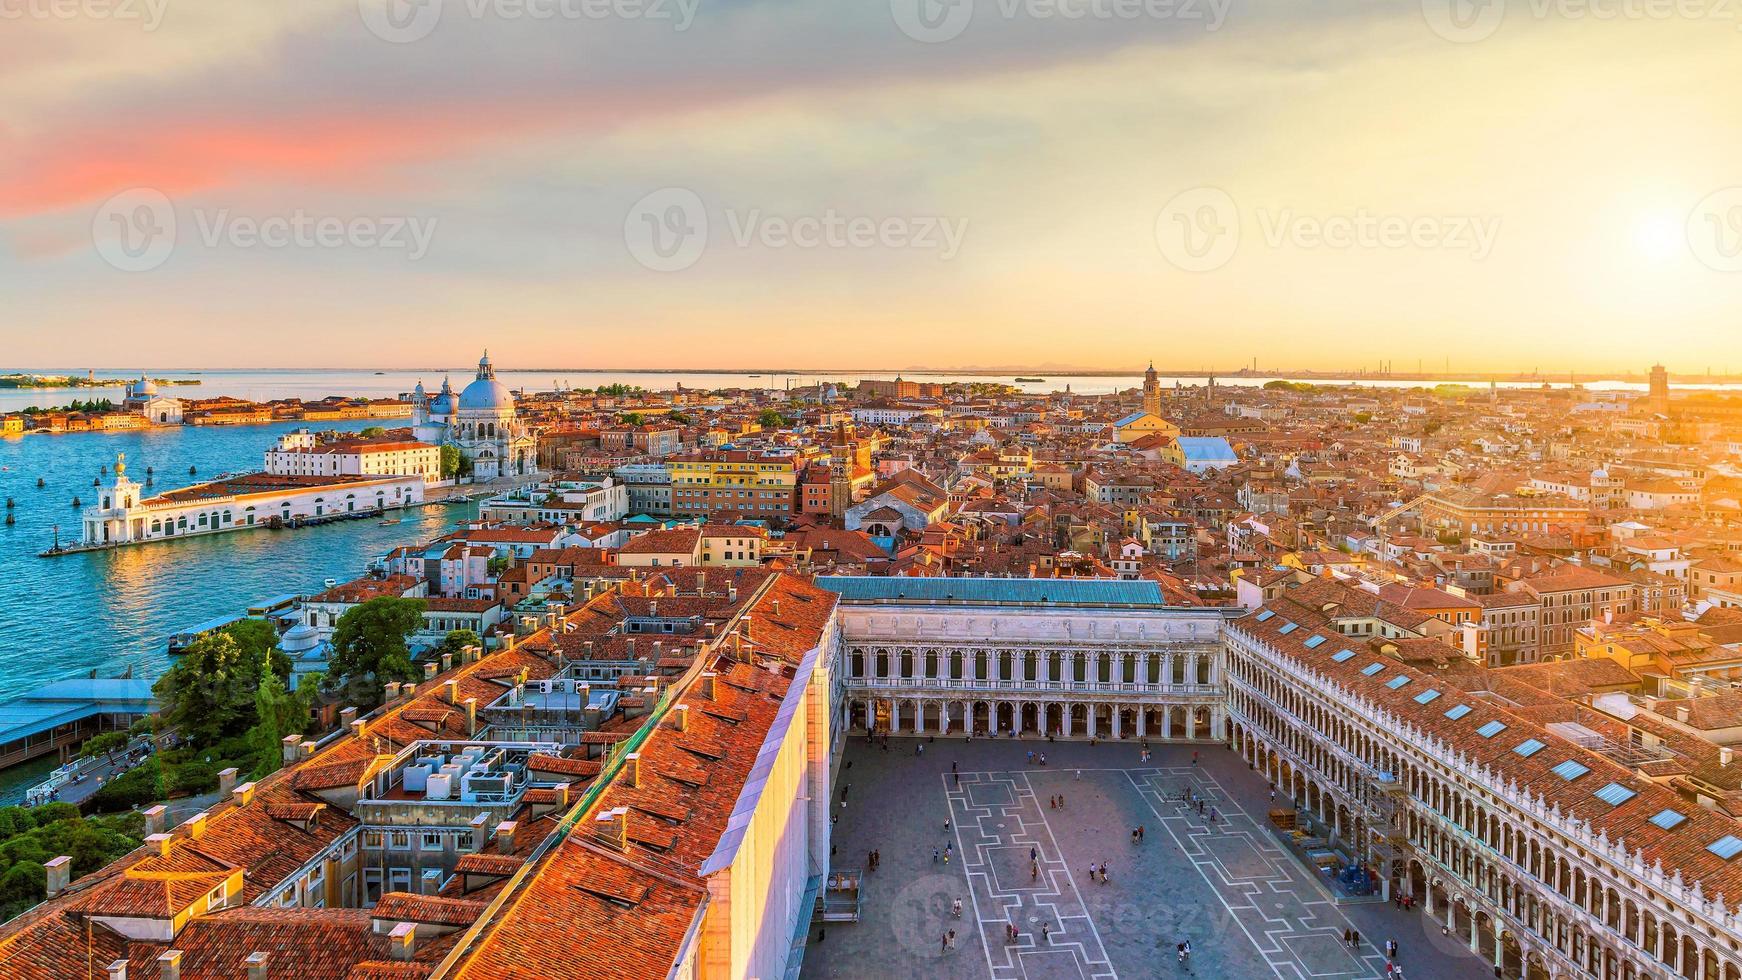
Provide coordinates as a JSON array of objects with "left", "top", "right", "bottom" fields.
[
  {"left": 1550, "top": 760, "right": 1590, "bottom": 781},
  {"left": 1361, "top": 663, "right": 1384, "bottom": 677},
  {"left": 364, "top": 831, "right": 384, "bottom": 849},
  {"left": 422, "top": 831, "right": 444, "bottom": 850},
  {"left": 1444, "top": 704, "right": 1472, "bottom": 720},
  {"left": 1476, "top": 720, "right": 1507, "bottom": 738},
  {"left": 1513, "top": 739, "right": 1545, "bottom": 757},
  {"left": 1331, "top": 649, "right": 1356, "bottom": 663},
  {"left": 1385, "top": 676, "right": 1411, "bottom": 690},
  {"left": 390, "top": 831, "right": 410, "bottom": 850},
  {"left": 1413, "top": 689, "right": 1441, "bottom": 704},
  {"left": 1279, "top": 622, "right": 1299, "bottom": 635},
  {"left": 1303, "top": 635, "right": 1327, "bottom": 649},
  {"left": 1594, "top": 783, "right": 1636, "bottom": 806},
  {"left": 1709, "top": 836, "right": 1742, "bottom": 860},
  {"left": 1650, "top": 809, "right": 1687, "bottom": 830}
]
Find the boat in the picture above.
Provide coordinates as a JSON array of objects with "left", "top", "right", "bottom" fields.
[
  {"left": 1016, "top": 377, "right": 1046, "bottom": 383},
  {"left": 378, "top": 518, "right": 401, "bottom": 526},
  {"left": 374, "top": 371, "right": 385, "bottom": 375}
]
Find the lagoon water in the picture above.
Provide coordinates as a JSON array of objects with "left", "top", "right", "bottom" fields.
[{"left": 0, "top": 419, "right": 475, "bottom": 704}]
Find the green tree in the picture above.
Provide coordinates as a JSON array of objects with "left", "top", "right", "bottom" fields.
[
  {"left": 221, "top": 619, "right": 291, "bottom": 682},
  {"left": 440, "top": 444, "right": 464, "bottom": 479},
  {"left": 757, "top": 409, "right": 790, "bottom": 429},
  {"left": 78, "top": 731, "right": 129, "bottom": 759},
  {"left": 438, "top": 629, "right": 482, "bottom": 658},
  {"left": 246, "top": 667, "right": 311, "bottom": 780},
  {"left": 666, "top": 411, "right": 691, "bottom": 425},
  {"left": 620, "top": 412, "right": 644, "bottom": 426},
  {"left": 0, "top": 862, "right": 45, "bottom": 915},
  {"left": 360, "top": 426, "right": 386, "bottom": 438},
  {"left": 329, "top": 596, "right": 427, "bottom": 700},
  {"left": 152, "top": 632, "right": 264, "bottom": 746}
]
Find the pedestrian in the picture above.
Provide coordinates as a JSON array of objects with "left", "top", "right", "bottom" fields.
[
  {"left": 1031, "top": 845, "right": 1038, "bottom": 861},
  {"left": 933, "top": 847, "right": 940, "bottom": 864},
  {"left": 1138, "top": 825, "right": 1145, "bottom": 842},
  {"left": 952, "top": 761, "right": 958, "bottom": 774},
  {"left": 1350, "top": 928, "right": 1360, "bottom": 949},
  {"left": 1269, "top": 788, "right": 1276, "bottom": 803},
  {"left": 1060, "top": 794, "right": 1065, "bottom": 808},
  {"left": 1343, "top": 928, "right": 1352, "bottom": 946},
  {"left": 944, "top": 818, "right": 951, "bottom": 833},
  {"left": 947, "top": 929, "right": 956, "bottom": 949},
  {"left": 1027, "top": 750, "right": 1035, "bottom": 765},
  {"left": 1039, "top": 753, "right": 1046, "bottom": 766},
  {"left": 941, "top": 933, "right": 949, "bottom": 954},
  {"left": 1074, "top": 769, "right": 1081, "bottom": 780},
  {"left": 952, "top": 898, "right": 962, "bottom": 918},
  {"left": 917, "top": 742, "right": 923, "bottom": 756},
  {"left": 954, "top": 772, "right": 961, "bottom": 788},
  {"left": 1032, "top": 860, "right": 1039, "bottom": 881},
  {"left": 1041, "top": 922, "right": 1051, "bottom": 945},
  {"left": 1050, "top": 795, "right": 1057, "bottom": 809},
  {"left": 1131, "top": 829, "right": 1139, "bottom": 845}
]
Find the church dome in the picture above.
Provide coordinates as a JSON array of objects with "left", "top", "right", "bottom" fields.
[
  {"left": 458, "top": 351, "right": 516, "bottom": 412},
  {"left": 429, "top": 376, "right": 455, "bottom": 415},
  {"left": 135, "top": 375, "right": 158, "bottom": 397},
  {"left": 278, "top": 622, "right": 321, "bottom": 655}
]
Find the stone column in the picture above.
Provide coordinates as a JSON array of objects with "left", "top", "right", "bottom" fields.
[
  {"left": 1112, "top": 708, "right": 1122, "bottom": 739},
  {"left": 1136, "top": 709, "right": 1146, "bottom": 738},
  {"left": 1186, "top": 710, "right": 1197, "bottom": 740},
  {"left": 1087, "top": 707, "right": 1097, "bottom": 739},
  {"left": 1164, "top": 654, "right": 1175, "bottom": 689},
  {"left": 890, "top": 700, "right": 901, "bottom": 733},
  {"left": 1162, "top": 706, "right": 1173, "bottom": 740}
]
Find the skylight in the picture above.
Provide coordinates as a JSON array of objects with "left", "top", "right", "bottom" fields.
[
  {"left": 1304, "top": 635, "right": 1327, "bottom": 649},
  {"left": 1413, "top": 689, "right": 1440, "bottom": 704},
  {"left": 1255, "top": 609, "right": 1275, "bottom": 622},
  {"left": 1594, "top": 783, "right": 1636, "bottom": 806},
  {"left": 1709, "top": 836, "right": 1742, "bottom": 860},
  {"left": 1385, "top": 676, "right": 1411, "bottom": 690},
  {"left": 1279, "top": 622, "right": 1299, "bottom": 634},
  {"left": 1331, "top": 649, "right": 1356, "bottom": 662},
  {"left": 1650, "top": 809, "right": 1687, "bottom": 830},
  {"left": 1513, "top": 739, "right": 1545, "bottom": 757},
  {"left": 1550, "top": 760, "right": 1590, "bottom": 781},
  {"left": 1361, "top": 663, "right": 1385, "bottom": 676},
  {"left": 1444, "top": 704, "right": 1472, "bottom": 720},
  {"left": 1476, "top": 720, "right": 1507, "bottom": 738}
]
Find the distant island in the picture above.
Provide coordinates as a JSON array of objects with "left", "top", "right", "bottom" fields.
[{"left": 0, "top": 373, "right": 200, "bottom": 390}]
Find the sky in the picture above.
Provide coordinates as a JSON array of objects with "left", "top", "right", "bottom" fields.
[{"left": 1, "top": 0, "right": 1739, "bottom": 373}]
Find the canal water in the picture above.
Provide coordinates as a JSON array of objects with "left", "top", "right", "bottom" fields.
[{"left": 0, "top": 420, "right": 475, "bottom": 703}]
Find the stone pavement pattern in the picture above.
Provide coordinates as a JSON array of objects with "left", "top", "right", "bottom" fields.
[{"left": 806, "top": 738, "right": 1495, "bottom": 980}]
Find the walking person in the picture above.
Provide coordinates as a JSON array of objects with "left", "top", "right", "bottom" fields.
[
  {"left": 1041, "top": 922, "right": 1050, "bottom": 945},
  {"left": 933, "top": 847, "right": 940, "bottom": 864},
  {"left": 1350, "top": 928, "right": 1360, "bottom": 949}
]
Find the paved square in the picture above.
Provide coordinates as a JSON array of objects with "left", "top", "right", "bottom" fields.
[{"left": 806, "top": 737, "right": 1496, "bottom": 980}]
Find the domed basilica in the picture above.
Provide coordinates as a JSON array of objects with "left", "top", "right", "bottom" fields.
[{"left": 411, "top": 351, "right": 537, "bottom": 480}]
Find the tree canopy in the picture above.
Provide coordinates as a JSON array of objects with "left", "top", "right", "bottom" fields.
[
  {"left": 329, "top": 596, "right": 427, "bottom": 699},
  {"left": 151, "top": 622, "right": 288, "bottom": 747}
]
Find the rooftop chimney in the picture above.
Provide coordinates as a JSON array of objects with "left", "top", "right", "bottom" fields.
[
  {"left": 339, "top": 706, "right": 358, "bottom": 731},
  {"left": 440, "top": 652, "right": 453, "bottom": 672},
  {"left": 143, "top": 805, "right": 167, "bottom": 836},
  {"left": 443, "top": 679, "right": 458, "bottom": 704},
  {"left": 383, "top": 681, "right": 402, "bottom": 701},
  {"left": 232, "top": 782, "right": 257, "bottom": 808},
  {"left": 156, "top": 950, "right": 182, "bottom": 980},
  {"left": 423, "top": 662, "right": 438, "bottom": 682},
  {"left": 388, "top": 922, "right": 417, "bottom": 961},
  {"left": 1723, "top": 747, "right": 1735, "bottom": 767},
  {"left": 106, "top": 960, "right": 127, "bottom": 980},
  {"left": 701, "top": 672, "right": 717, "bottom": 699},
  {"left": 625, "top": 752, "right": 642, "bottom": 788},
  {"left": 351, "top": 719, "right": 367, "bottom": 741},
  {"left": 245, "top": 952, "right": 271, "bottom": 980},
  {"left": 495, "top": 820, "right": 518, "bottom": 854},
  {"left": 216, "top": 767, "right": 239, "bottom": 799},
  {"left": 145, "top": 834, "right": 173, "bottom": 857},
  {"left": 281, "top": 734, "right": 303, "bottom": 765},
  {"left": 44, "top": 855, "right": 71, "bottom": 899},
  {"left": 673, "top": 705, "right": 690, "bottom": 732},
  {"left": 185, "top": 812, "right": 209, "bottom": 840},
  {"left": 464, "top": 697, "right": 478, "bottom": 736},
  {"left": 772, "top": 599, "right": 780, "bottom": 617},
  {"left": 595, "top": 806, "right": 628, "bottom": 850},
  {"left": 470, "top": 813, "right": 490, "bottom": 852}
]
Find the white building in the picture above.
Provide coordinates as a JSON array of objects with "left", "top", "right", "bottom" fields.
[
  {"left": 475, "top": 477, "right": 629, "bottom": 525},
  {"left": 411, "top": 352, "right": 538, "bottom": 481},
  {"left": 264, "top": 429, "right": 443, "bottom": 485},
  {"left": 80, "top": 454, "right": 424, "bottom": 547},
  {"left": 122, "top": 375, "right": 183, "bottom": 424}
]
